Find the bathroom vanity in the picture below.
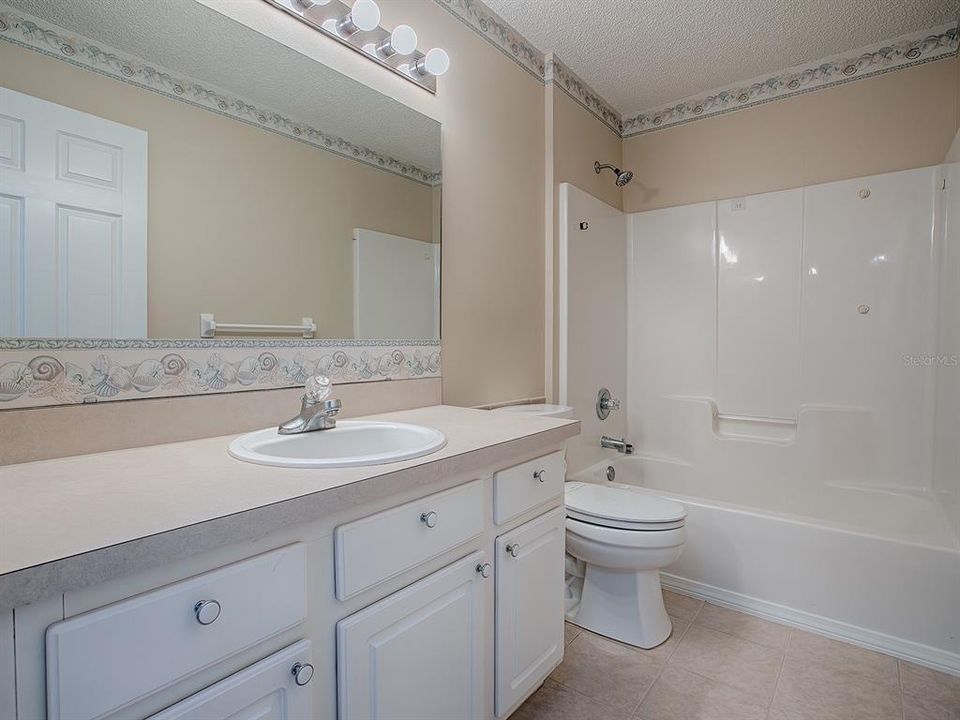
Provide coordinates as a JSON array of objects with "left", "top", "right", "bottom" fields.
[{"left": 0, "top": 406, "right": 579, "bottom": 720}]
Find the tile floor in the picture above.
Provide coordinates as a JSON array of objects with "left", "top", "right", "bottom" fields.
[{"left": 513, "top": 590, "right": 960, "bottom": 720}]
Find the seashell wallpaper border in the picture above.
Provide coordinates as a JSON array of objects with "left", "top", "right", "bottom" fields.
[
  {"left": 0, "top": 339, "right": 441, "bottom": 410},
  {"left": 621, "top": 22, "right": 959, "bottom": 137}
]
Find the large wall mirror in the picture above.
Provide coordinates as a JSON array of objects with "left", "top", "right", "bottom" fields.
[{"left": 0, "top": 0, "right": 441, "bottom": 343}]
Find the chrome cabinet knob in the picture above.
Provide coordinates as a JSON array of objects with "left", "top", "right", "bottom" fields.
[
  {"left": 506, "top": 543, "right": 520, "bottom": 558},
  {"left": 533, "top": 469, "right": 546, "bottom": 483},
  {"left": 420, "top": 511, "right": 438, "bottom": 528},
  {"left": 291, "top": 662, "right": 314, "bottom": 686},
  {"left": 476, "top": 562, "right": 492, "bottom": 578},
  {"left": 194, "top": 599, "right": 221, "bottom": 626}
]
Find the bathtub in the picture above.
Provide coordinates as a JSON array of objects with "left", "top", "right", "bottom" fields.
[{"left": 570, "top": 456, "right": 960, "bottom": 675}]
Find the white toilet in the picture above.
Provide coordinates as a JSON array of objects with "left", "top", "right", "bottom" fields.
[{"left": 564, "top": 481, "right": 686, "bottom": 649}]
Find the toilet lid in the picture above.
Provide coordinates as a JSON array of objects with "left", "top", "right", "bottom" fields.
[{"left": 565, "top": 482, "right": 686, "bottom": 529}]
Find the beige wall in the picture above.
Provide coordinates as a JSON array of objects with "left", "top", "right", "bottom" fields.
[
  {"left": 0, "top": 377, "right": 442, "bottom": 465},
  {"left": 0, "top": 42, "right": 434, "bottom": 338},
  {"left": 623, "top": 58, "right": 960, "bottom": 212},
  {"left": 545, "top": 85, "right": 624, "bottom": 400},
  {"left": 376, "top": 2, "right": 547, "bottom": 408},
  {"left": 551, "top": 89, "right": 624, "bottom": 211}
]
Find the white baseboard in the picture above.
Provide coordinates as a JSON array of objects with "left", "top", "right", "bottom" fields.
[{"left": 661, "top": 572, "right": 960, "bottom": 677}]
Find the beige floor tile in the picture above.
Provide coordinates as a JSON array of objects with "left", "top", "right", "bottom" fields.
[
  {"left": 512, "top": 678, "right": 626, "bottom": 720},
  {"left": 902, "top": 691, "right": 960, "bottom": 720},
  {"left": 550, "top": 630, "right": 664, "bottom": 714},
  {"left": 564, "top": 622, "right": 582, "bottom": 647},
  {"left": 662, "top": 590, "right": 703, "bottom": 621},
  {"left": 637, "top": 615, "right": 691, "bottom": 664},
  {"left": 768, "top": 653, "right": 902, "bottom": 720},
  {"left": 634, "top": 665, "right": 768, "bottom": 720},
  {"left": 669, "top": 624, "right": 783, "bottom": 703},
  {"left": 694, "top": 603, "right": 789, "bottom": 650},
  {"left": 787, "top": 630, "right": 899, "bottom": 688},
  {"left": 900, "top": 661, "right": 960, "bottom": 719}
]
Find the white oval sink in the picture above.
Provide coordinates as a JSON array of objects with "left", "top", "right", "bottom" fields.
[{"left": 229, "top": 421, "right": 447, "bottom": 468}]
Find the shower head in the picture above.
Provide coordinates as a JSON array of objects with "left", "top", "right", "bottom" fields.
[{"left": 594, "top": 161, "right": 634, "bottom": 187}]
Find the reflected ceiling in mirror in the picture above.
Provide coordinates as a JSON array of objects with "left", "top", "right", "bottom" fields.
[{"left": 0, "top": 0, "right": 441, "bottom": 342}]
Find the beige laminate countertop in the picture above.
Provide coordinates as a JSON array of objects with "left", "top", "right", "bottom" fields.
[{"left": 0, "top": 405, "right": 579, "bottom": 609}]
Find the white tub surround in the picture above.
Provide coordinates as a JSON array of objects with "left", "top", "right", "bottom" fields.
[{"left": 0, "top": 405, "right": 578, "bottom": 609}]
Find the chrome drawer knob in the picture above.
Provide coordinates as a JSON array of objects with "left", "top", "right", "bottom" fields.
[
  {"left": 291, "top": 662, "right": 314, "bottom": 686},
  {"left": 534, "top": 469, "right": 546, "bottom": 483},
  {"left": 506, "top": 543, "right": 520, "bottom": 558},
  {"left": 420, "top": 511, "right": 438, "bottom": 528},
  {"left": 194, "top": 599, "right": 221, "bottom": 626},
  {"left": 476, "top": 562, "right": 492, "bottom": 578}
]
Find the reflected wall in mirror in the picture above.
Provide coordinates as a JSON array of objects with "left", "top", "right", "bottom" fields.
[{"left": 0, "top": 0, "right": 441, "bottom": 341}]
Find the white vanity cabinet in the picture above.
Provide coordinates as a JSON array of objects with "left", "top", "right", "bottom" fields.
[
  {"left": 337, "top": 551, "right": 489, "bottom": 720},
  {"left": 494, "top": 507, "right": 566, "bottom": 717},
  {"left": 6, "top": 440, "right": 574, "bottom": 720}
]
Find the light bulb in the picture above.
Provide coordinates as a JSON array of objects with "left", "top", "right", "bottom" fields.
[
  {"left": 350, "top": 0, "right": 380, "bottom": 31},
  {"left": 422, "top": 48, "right": 450, "bottom": 76},
  {"left": 389, "top": 25, "right": 418, "bottom": 55},
  {"left": 376, "top": 24, "right": 418, "bottom": 57}
]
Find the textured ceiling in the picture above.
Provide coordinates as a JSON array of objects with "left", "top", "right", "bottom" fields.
[
  {"left": 482, "top": 0, "right": 960, "bottom": 114},
  {"left": 4, "top": 0, "right": 441, "bottom": 171}
]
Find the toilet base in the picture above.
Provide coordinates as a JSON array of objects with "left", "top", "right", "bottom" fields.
[{"left": 570, "top": 565, "right": 672, "bottom": 649}]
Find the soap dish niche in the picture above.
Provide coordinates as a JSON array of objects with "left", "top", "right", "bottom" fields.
[{"left": 713, "top": 412, "right": 797, "bottom": 444}]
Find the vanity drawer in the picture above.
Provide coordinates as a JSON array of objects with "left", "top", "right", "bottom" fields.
[
  {"left": 335, "top": 480, "right": 483, "bottom": 601},
  {"left": 46, "top": 544, "right": 306, "bottom": 720},
  {"left": 493, "top": 451, "right": 565, "bottom": 524}
]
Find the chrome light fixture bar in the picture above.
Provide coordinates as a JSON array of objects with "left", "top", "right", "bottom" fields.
[{"left": 263, "top": 0, "right": 449, "bottom": 93}]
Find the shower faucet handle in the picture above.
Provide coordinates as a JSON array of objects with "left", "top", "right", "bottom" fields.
[{"left": 596, "top": 388, "right": 621, "bottom": 420}]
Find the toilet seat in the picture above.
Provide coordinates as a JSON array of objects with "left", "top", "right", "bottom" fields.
[
  {"left": 565, "top": 482, "right": 686, "bottom": 531},
  {"left": 566, "top": 517, "right": 686, "bottom": 548}
]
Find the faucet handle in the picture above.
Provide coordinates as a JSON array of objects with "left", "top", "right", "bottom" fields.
[
  {"left": 596, "top": 387, "right": 621, "bottom": 420},
  {"left": 304, "top": 375, "right": 332, "bottom": 404}
]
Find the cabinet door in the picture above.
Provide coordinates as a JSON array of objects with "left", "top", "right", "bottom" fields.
[
  {"left": 495, "top": 507, "right": 566, "bottom": 717},
  {"left": 149, "top": 640, "right": 313, "bottom": 720},
  {"left": 337, "top": 551, "right": 488, "bottom": 720}
]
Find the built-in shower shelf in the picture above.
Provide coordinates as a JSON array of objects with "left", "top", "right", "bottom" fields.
[{"left": 713, "top": 413, "right": 797, "bottom": 443}]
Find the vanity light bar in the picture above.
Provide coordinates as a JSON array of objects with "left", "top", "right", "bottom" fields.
[{"left": 262, "top": 0, "right": 449, "bottom": 93}]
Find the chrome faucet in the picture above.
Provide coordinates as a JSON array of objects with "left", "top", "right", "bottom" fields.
[
  {"left": 278, "top": 375, "right": 342, "bottom": 435},
  {"left": 601, "top": 435, "right": 633, "bottom": 454}
]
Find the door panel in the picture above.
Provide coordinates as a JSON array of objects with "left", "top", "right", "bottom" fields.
[
  {"left": 0, "top": 194, "right": 24, "bottom": 335},
  {"left": 56, "top": 205, "right": 122, "bottom": 337},
  {"left": 337, "top": 551, "right": 487, "bottom": 720},
  {"left": 0, "top": 114, "right": 24, "bottom": 170},
  {"left": 56, "top": 132, "right": 123, "bottom": 190},
  {"left": 495, "top": 507, "right": 565, "bottom": 716}
]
